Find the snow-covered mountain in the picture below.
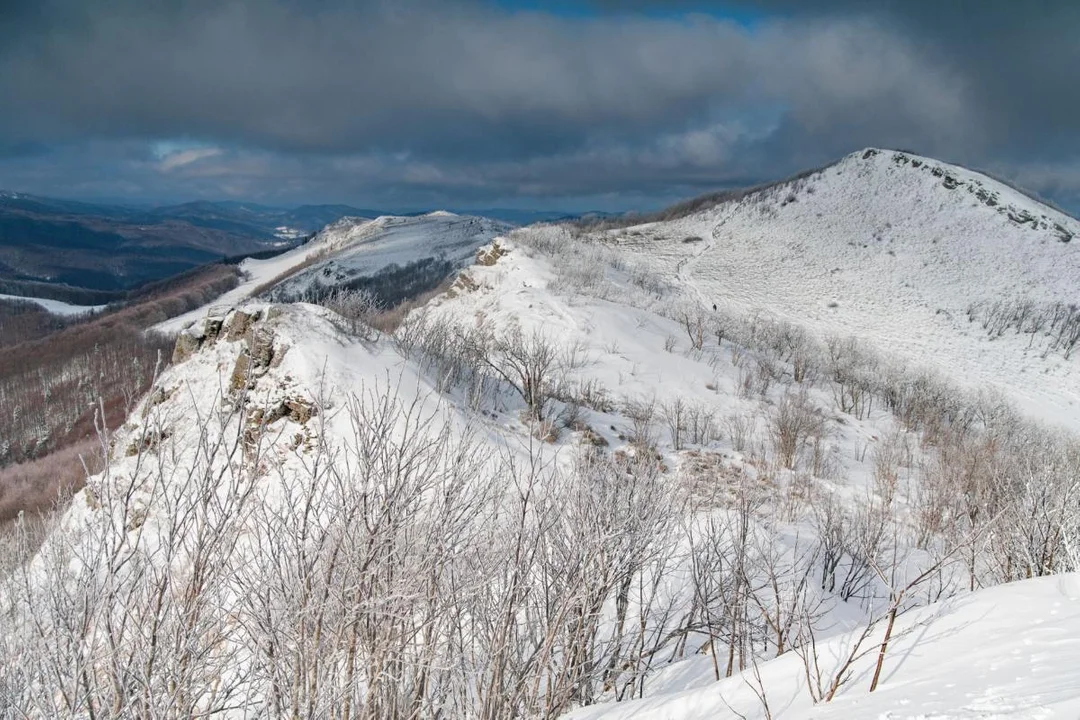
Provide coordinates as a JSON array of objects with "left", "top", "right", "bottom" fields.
[
  {"left": 262, "top": 211, "right": 511, "bottom": 303},
  {"left": 598, "top": 148, "right": 1080, "bottom": 429},
  {"left": 153, "top": 211, "right": 510, "bottom": 334},
  {"left": 5, "top": 153, "right": 1080, "bottom": 718}
]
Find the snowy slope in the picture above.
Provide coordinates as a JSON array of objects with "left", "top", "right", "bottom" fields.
[
  {"left": 305, "top": 212, "right": 508, "bottom": 267},
  {"left": 566, "top": 574, "right": 1080, "bottom": 720},
  {"left": 591, "top": 148, "right": 1080, "bottom": 429},
  {"left": 0, "top": 293, "right": 106, "bottom": 316},
  {"left": 265, "top": 212, "right": 510, "bottom": 301},
  {"left": 151, "top": 227, "right": 349, "bottom": 334},
  {"left": 8, "top": 151, "right": 1080, "bottom": 719},
  {"left": 154, "top": 212, "right": 509, "bottom": 333}
]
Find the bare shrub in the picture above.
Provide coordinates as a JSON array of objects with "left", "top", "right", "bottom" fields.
[
  {"left": 312, "top": 286, "right": 382, "bottom": 339},
  {"left": 623, "top": 396, "right": 658, "bottom": 448},
  {"left": 825, "top": 334, "right": 876, "bottom": 419},
  {"left": 734, "top": 352, "right": 776, "bottom": 399},
  {"left": 485, "top": 325, "right": 576, "bottom": 423},
  {"left": 725, "top": 412, "right": 758, "bottom": 453},
  {"left": 811, "top": 492, "right": 889, "bottom": 603},
  {"left": 871, "top": 430, "right": 913, "bottom": 508},
  {"left": 575, "top": 378, "right": 616, "bottom": 413},
  {"left": 550, "top": 257, "right": 607, "bottom": 295},
  {"left": 882, "top": 369, "right": 959, "bottom": 437},
  {"left": 685, "top": 403, "right": 718, "bottom": 446},
  {"left": 967, "top": 298, "right": 1080, "bottom": 358},
  {"left": 770, "top": 390, "right": 828, "bottom": 470},
  {"left": 711, "top": 311, "right": 738, "bottom": 347},
  {"left": 627, "top": 262, "right": 669, "bottom": 297},
  {"left": 393, "top": 310, "right": 491, "bottom": 399}
]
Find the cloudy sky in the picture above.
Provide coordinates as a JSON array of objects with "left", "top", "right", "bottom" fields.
[{"left": 0, "top": 0, "right": 1077, "bottom": 213}]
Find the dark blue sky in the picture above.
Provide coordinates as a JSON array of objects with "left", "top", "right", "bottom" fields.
[{"left": 0, "top": 0, "right": 1077, "bottom": 214}]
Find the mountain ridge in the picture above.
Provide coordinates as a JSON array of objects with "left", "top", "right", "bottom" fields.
[{"left": 5, "top": 148, "right": 1080, "bottom": 718}]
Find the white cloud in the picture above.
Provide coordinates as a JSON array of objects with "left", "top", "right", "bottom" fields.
[{"left": 157, "top": 146, "right": 223, "bottom": 172}]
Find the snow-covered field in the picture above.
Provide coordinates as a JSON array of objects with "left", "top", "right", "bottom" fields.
[{"left": 0, "top": 293, "right": 106, "bottom": 316}]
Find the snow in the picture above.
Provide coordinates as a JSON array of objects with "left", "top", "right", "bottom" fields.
[
  {"left": 273, "top": 225, "right": 305, "bottom": 239},
  {"left": 565, "top": 574, "right": 1080, "bottom": 720},
  {"left": 0, "top": 292, "right": 106, "bottom": 316},
  {"left": 153, "top": 212, "right": 509, "bottom": 334},
  {"left": 151, "top": 240, "right": 322, "bottom": 334},
  {"left": 587, "top": 148, "right": 1080, "bottom": 431},
  {"left": 128, "top": 225, "right": 1080, "bottom": 718},
  {"left": 10, "top": 151, "right": 1080, "bottom": 718},
  {"left": 267, "top": 212, "right": 509, "bottom": 300}
]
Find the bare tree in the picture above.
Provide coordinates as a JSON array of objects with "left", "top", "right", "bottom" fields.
[
  {"left": 623, "top": 396, "right": 659, "bottom": 449},
  {"left": 485, "top": 325, "right": 569, "bottom": 423},
  {"left": 661, "top": 397, "right": 688, "bottom": 450},
  {"left": 674, "top": 304, "right": 707, "bottom": 351}
]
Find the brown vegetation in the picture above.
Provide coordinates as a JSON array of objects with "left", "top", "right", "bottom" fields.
[
  {"left": 0, "top": 437, "right": 103, "bottom": 522},
  {"left": 0, "top": 263, "right": 241, "bottom": 521},
  {"left": 366, "top": 276, "right": 456, "bottom": 333},
  {"left": 0, "top": 299, "right": 74, "bottom": 348}
]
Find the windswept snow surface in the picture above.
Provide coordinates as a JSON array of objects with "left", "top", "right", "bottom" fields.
[
  {"left": 0, "top": 293, "right": 106, "bottom": 316},
  {"left": 565, "top": 574, "right": 1080, "bottom": 720},
  {"left": 153, "top": 212, "right": 509, "bottom": 334},
  {"left": 600, "top": 148, "right": 1080, "bottom": 429},
  {"left": 265, "top": 212, "right": 510, "bottom": 300}
]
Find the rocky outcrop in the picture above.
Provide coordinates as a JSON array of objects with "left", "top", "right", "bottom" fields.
[
  {"left": 248, "top": 397, "right": 317, "bottom": 428},
  {"left": 225, "top": 309, "right": 259, "bottom": 341},
  {"left": 476, "top": 240, "right": 506, "bottom": 266},
  {"left": 172, "top": 308, "right": 290, "bottom": 395},
  {"left": 172, "top": 313, "right": 230, "bottom": 363},
  {"left": 171, "top": 332, "right": 202, "bottom": 364},
  {"left": 230, "top": 324, "right": 279, "bottom": 393}
]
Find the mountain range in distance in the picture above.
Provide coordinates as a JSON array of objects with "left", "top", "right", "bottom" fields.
[{"left": 0, "top": 190, "right": 591, "bottom": 300}]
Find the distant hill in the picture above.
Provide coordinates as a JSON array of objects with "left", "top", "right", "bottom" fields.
[
  {"left": 0, "top": 192, "right": 378, "bottom": 295},
  {"left": 0, "top": 192, "right": 593, "bottom": 297}
]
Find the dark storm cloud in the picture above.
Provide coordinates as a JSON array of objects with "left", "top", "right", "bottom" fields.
[
  {"left": 605, "top": 0, "right": 1080, "bottom": 158},
  {"left": 0, "top": 0, "right": 742, "bottom": 156},
  {"left": 0, "top": 0, "right": 1076, "bottom": 210},
  {"left": 0, "top": 1, "right": 970, "bottom": 153}
]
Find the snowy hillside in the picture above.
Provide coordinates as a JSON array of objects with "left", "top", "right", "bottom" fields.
[
  {"left": 566, "top": 573, "right": 1080, "bottom": 720},
  {"left": 263, "top": 211, "right": 511, "bottom": 303},
  {"left": 592, "top": 148, "right": 1080, "bottom": 429},
  {"left": 4, "top": 151, "right": 1080, "bottom": 718},
  {"left": 155, "top": 211, "right": 509, "bottom": 334},
  {"left": 0, "top": 293, "right": 105, "bottom": 316}
]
